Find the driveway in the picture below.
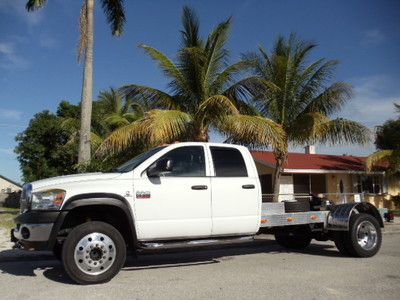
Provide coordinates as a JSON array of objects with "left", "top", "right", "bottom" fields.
[{"left": 0, "top": 233, "right": 399, "bottom": 300}]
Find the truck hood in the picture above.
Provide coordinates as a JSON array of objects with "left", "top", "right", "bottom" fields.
[{"left": 30, "top": 172, "right": 122, "bottom": 190}]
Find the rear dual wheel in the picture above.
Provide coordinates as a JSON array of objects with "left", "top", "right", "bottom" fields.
[
  {"left": 62, "top": 221, "right": 126, "bottom": 285},
  {"left": 334, "top": 213, "right": 382, "bottom": 258},
  {"left": 274, "top": 226, "right": 312, "bottom": 249}
]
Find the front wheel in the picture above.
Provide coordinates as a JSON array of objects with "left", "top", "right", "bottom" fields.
[{"left": 61, "top": 221, "right": 126, "bottom": 285}]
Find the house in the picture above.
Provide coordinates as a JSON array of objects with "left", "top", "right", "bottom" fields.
[
  {"left": 251, "top": 146, "right": 400, "bottom": 209},
  {"left": 0, "top": 174, "right": 21, "bottom": 194}
]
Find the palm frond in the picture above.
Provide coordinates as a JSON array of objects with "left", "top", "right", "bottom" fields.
[
  {"left": 289, "top": 112, "right": 329, "bottom": 144},
  {"left": 90, "top": 132, "right": 104, "bottom": 150},
  {"left": 103, "top": 113, "right": 130, "bottom": 128},
  {"left": 26, "top": 0, "right": 47, "bottom": 11},
  {"left": 119, "top": 84, "right": 176, "bottom": 109},
  {"left": 197, "top": 95, "right": 239, "bottom": 125},
  {"left": 301, "top": 82, "right": 353, "bottom": 116},
  {"left": 203, "top": 17, "right": 232, "bottom": 89},
  {"left": 316, "top": 118, "right": 371, "bottom": 145},
  {"left": 98, "top": 88, "right": 123, "bottom": 112},
  {"left": 298, "top": 60, "right": 340, "bottom": 103},
  {"left": 367, "top": 150, "right": 400, "bottom": 171},
  {"left": 141, "top": 110, "right": 192, "bottom": 145},
  {"left": 210, "top": 60, "right": 251, "bottom": 93},
  {"left": 140, "top": 44, "right": 188, "bottom": 92},
  {"left": 96, "top": 121, "right": 144, "bottom": 156},
  {"left": 395, "top": 102, "right": 400, "bottom": 114},
  {"left": 181, "top": 6, "right": 203, "bottom": 48},
  {"left": 100, "top": 0, "right": 126, "bottom": 36},
  {"left": 219, "top": 115, "right": 284, "bottom": 149}
]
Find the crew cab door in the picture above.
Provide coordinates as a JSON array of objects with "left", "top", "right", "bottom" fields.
[
  {"left": 209, "top": 146, "right": 260, "bottom": 236},
  {"left": 133, "top": 145, "right": 212, "bottom": 240}
]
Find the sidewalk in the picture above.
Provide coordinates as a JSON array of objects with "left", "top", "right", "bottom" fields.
[{"left": 383, "top": 216, "right": 400, "bottom": 234}]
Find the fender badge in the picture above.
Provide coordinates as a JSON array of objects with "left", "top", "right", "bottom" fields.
[{"left": 136, "top": 191, "right": 151, "bottom": 199}]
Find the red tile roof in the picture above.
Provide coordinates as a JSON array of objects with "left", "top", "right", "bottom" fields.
[{"left": 251, "top": 151, "right": 385, "bottom": 172}]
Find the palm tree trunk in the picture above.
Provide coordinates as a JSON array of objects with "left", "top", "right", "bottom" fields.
[
  {"left": 78, "top": 0, "right": 94, "bottom": 164},
  {"left": 272, "top": 150, "right": 287, "bottom": 202}
]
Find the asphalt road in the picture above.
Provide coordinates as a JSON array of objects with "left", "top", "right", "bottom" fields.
[{"left": 0, "top": 234, "right": 399, "bottom": 300}]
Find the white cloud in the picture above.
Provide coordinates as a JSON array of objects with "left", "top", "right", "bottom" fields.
[
  {"left": 340, "top": 75, "right": 399, "bottom": 128},
  {"left": 0, "top": 42, "right": 29, "bottom": 69},
  {"left": 0, "top": 0, "right": 44, "bottom": 26},
  {"left": 361, "top": 29, "right": 386, "bottom": 46},
  {"left": 39, "top": 35, "right": 58, "bottom": 49},
  {"left": 0, "top": 108, "right": 23, "bottom": 120}
]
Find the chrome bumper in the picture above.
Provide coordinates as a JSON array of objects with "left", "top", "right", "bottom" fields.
[{"left": 12, "top": 223, "right": 53, "bottom": 242}]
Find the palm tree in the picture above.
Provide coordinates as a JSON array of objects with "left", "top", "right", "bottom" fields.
[
  {"left": 98, "top": 88, "right": 145, "bottom": 130},
  {"left": 26, "top": 0, "right": 126, "bottom": 165},
  {"left": 367, "top": 150, "right": 400, "bottom": 174},
  {"left": 367, "top": 103, "right": 400, "bottom": 175},
  {"left": 96, "top": 7, "right": 284, "bottom": 156},
  {"left": 243, "top": 34, "right": 370, "bottom": 200}
]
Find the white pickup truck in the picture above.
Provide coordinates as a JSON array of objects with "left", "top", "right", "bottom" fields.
[{"left": 11, "top": 142, "right": 383, "bottom": 284}]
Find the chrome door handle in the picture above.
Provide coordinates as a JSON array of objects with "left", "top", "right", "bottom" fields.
[
  {"left": 242, "top": 184, "right": 255, "bottom": 189},
  {"left": 191, "top": 185, "right": 208, "bottom": 190}
]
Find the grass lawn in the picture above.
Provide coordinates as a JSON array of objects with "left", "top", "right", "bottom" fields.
[{"left": 0, "top": 207, "right": 19, "bottom": 232}]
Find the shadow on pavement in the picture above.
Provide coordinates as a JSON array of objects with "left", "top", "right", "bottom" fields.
[{"left": 0, "top": 239, "right": 340, "bottom": 284}]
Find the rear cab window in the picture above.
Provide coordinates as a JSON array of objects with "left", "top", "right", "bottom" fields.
[{"left": 210, "top": 146, "right": 248, "bottom": 177}]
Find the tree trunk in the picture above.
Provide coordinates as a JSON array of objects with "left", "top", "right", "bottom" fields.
[
  {"left": 78, "top": 0, "right": 94, "bottom": 165},
  {"left": 272, "top": 150, "right": 287, "bottom": 202}
]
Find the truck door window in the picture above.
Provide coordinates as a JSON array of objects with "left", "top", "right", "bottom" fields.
[
  {"left": 210, "top": 147, "right": 248, "bottom": 177},
  {"left": 156, "top": 146, "right": 206, "bottom": 177}
]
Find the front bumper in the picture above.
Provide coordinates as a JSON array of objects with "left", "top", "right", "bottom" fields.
[
  {"left": 11, "top": 211, "right": 62, "bottom": 250},
  {"left": 12, "top": 223, "right": 53, "bottom": 241}
]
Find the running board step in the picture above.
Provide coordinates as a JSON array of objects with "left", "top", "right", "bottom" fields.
[{"left": 138, "top": 236, "right": 254, "bottom": 250}]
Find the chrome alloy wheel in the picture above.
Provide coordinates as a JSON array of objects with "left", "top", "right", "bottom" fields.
[
  {"left": 74, "top": 232, "right": 116, "bottom": 275},
  {"left": 356, "top": 220, "right": 378, "bottom": 250}
]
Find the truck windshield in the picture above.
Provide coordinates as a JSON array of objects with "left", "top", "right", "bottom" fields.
[{"left": 114, "top": 146, "right": 166, "bottom": 172}]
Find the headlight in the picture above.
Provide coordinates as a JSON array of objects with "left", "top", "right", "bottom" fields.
[
  {"left": 20, "top": 183, "right": 32, "bottom": 213},
  {"left": 31, "top": 189, "right": 66, "bottom": 210}
]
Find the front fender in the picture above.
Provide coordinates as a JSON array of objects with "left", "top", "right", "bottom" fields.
[
  {"left": 48, "top": 193, "right": 137, "bottom": 250},
  {"left": 327, "top": 202, "right": 384, "bottom": 231}
]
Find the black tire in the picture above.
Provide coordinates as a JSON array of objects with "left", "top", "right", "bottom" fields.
[
  {"left": 53, "top": 241, "right": 63, "bottom": 260},
  {"left": 284, "top": 200, "right": 310, "bottom": 213},
  {"left": 341, "top": 213, "right": 382, "bottom": 258},
  {"left": 275, "top": 226, "right": 312, "bottom": 249},
  {"left": 62, "top": 221, "right": 126, "bottom": 285},
  {"left": 333, "top": 232, "right": 352, "bottom": 256}
]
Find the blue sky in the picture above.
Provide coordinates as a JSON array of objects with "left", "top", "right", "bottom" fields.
[{"left": 1, "top": 0, "right": 399, "bottom": 183}]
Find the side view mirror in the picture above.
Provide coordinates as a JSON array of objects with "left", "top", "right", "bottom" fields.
[{"left": 147, "top": 159, "right": 173, "bottom": 177}]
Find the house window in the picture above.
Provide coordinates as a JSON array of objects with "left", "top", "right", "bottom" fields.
[
  {"left": 311, "top": 174, "right": 326, "bottom": 194},
  {"left": 293, "top": 174, "right": 309, "bottom": 194},
  {"left": 356, "top": 175, "right": 384, "bottom": 194}
]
